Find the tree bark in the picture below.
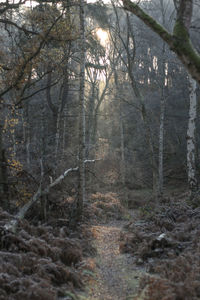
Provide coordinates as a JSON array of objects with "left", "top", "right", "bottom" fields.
[
  {"left": 187, "top": 74, "right": 198, "bottom": 192},
  {"left": 39, "top": 101, "right": 47, "bottom": 221},
  {"left": 55, "top": 72, "right": 69, "bottom": 159},
  {"left": 76, "top": 0, "right": 86, "bottom": 221},
  {"left": 158, "top": 84, "right": 165, "bottom": 197},
  {"left": 23, "top": 101, "right": 31, "bottom": 170},
  {"left": 0, "top": 111, "right": 8, "bottom": 207},
  {"left": 114, "top": 70, "right": 126, "bottom": 185},
  {"left": 86, "top": 82, "right": 95, "bottom": 158},
  {"left": 120, "top": 106, "right": 125, "bottom": 185},
  {"left": 158, "top": 2, "right": 166, "bottom": 198},
  {"left": 46, "top": 71, "right": 58, "bottom": 137},
  {"left": 0, "top": 123, "right": 4, "bottom": 195}
]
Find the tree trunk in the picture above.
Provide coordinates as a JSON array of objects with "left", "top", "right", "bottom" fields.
[
  {"left": 187, "top": 74, "right": 198, "bottom": 192},
  {"left": 76, "top": 0, "right": 86, "bottom": 221},
  {"left": 62, "top": 107, "right": 67, "bottom": 157},
  {"left": 0, "top": 123, "right": 4, "bottom": 195},
  {"left": 86, "top": 82, "right": 95, "bottom": 158},
  {"left": 158, "top": 86, "right": 165, "bottom": 197},
  {"left": 158, "top": 28, "right": 166, "bottom": 197},
  {"left": 46, "top": 71, "right": 58, "bottom": 141},
  {"left": 55, "top": 94, "right": 63, "bottom": 160},
  {"left": 23, "top": 101, "right": 31, "bottom": 170},
  {"left": 55, "top": 77, "right": 69, "bottom": 159},
  {"left": 120, "top": 107, "right": 125, "bottom": 185},
  {"left": 39, "top": 101, "right": 47, "bottom": 221},
  {"left": 114, "top": 70, "right": 126, "bottom": 185},
  {"left": 0, "top": 120, "right": 8, "bottom": 209}
]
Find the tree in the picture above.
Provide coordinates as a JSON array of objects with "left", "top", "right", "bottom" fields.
[
  {"left": 110, "top": 4, "right": 158, "bottom": 191},
  {"left": 187, "top": 75, "right": 198, "bottom": 193},
  {"left": 122, "top": 0, "right": 200, "bottom": 84},
  {"left": 76, "top": 0, "right": 86, "bottom": 221}
]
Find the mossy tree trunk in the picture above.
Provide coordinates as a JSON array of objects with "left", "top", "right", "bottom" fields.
[{"left": 122, "top": 0, "right": 200, "bottom": 85}]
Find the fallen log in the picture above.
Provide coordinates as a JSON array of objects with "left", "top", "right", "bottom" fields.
[
  {"left": 4, "top": 167, "right": 78, "bottom": 232},
  {"left": 5, "top": 159, "right": 99, "bottom": 232}
]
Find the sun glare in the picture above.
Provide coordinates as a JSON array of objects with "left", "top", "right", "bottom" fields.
[{"left": 96, "top": 29, "right": 109, "bottom": 46}]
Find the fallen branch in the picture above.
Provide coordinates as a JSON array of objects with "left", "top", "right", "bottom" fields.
[
  {"left": 5, "top": 159, "right": 100, "bottom": 232},
  {"left": 4, "top": 167, "right": 78, "bottom": 232}
]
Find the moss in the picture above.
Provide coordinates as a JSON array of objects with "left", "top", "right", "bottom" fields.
[
  {"left": 172, "top": 21, "right": 200, "bottom": 72},
  {"left": 123, "top": 0, "right": 200, "bottom": 79},
  {"left": 173, "top": 20, "right": 189, "bottom": 39},
  {"left": 123, "top": 1, "right": 172, "bottom": 44}
]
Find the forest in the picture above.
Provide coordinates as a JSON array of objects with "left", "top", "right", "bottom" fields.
[{"left": 0, "top": 0, "right": 200, "bottom": 299}]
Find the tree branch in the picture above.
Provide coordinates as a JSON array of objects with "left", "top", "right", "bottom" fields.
[
  {"left": 122, "top": 0, "right": 200, "bottom": 84},
  {"left": 4, "top": 159, "right": 100, "bottom": 232}
]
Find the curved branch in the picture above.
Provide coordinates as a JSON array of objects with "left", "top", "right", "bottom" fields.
[{"left": 122, "top": 0, "right": 200, "bottom": 84}]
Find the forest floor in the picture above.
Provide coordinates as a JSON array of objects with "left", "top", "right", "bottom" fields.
[
  {"left": 1, "top": 187, "right": 200, "bottom": 299},
  {"left": 83, "top": 219, "right": 143, "bottom": 300},
  {"left": 79, "top": 187, "right": 200, "bottom": 300}
]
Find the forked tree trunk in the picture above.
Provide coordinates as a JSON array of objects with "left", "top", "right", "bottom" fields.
[{"left": 187, "top": 74, "right": 198, "bottom": 192}]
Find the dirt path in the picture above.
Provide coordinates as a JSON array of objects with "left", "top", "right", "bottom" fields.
[{"left": 84, "top": 219, "right": 142, "bottom": 300}]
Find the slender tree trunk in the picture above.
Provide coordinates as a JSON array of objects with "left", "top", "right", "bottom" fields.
[
  {"left": 114, "top": 70, "right": 126, "bottom": 185},
  {"left": 55, "top": 97, "right": 63, "bottom": 160},
  {"left": 62, "top": 107, "right": 67, "bottom": 157},
  {"left": 158, "top": 87, "right": 165, "bottom": 197},
  {"left": 40, "top": 101, "right": 47, "bottom": 221},
  {"left": 0, "top": 115, "right": 8, "bottom": 208},
  {"left": 120, "top": 106, "right": 125, "bottom": 185},
  {"left": 86, "top": 82, "right": 95, "bottom": 158},
  {"left": 23, "top": 102, "right": 31, "bottom": 170},
  {"left": 46, "top": 71, "right": 58, "bottom": 141},
  {"left": 76, "top": 0, "right": 86, "bottom": 221},
  {"left": 0, "top": 123, "right": 4, "bottom": 195},
  {"left": 141, "top": 104, "right": 157, "bottom": 192},
  {"left": 158, "top": 38, "right": 166, "bottom": 197},
  {"left": 55, "top": 77, "right": 69, "bottom": 159},
  {"left": 187, "top": 74, "right": 198, "bottom": 192}
]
